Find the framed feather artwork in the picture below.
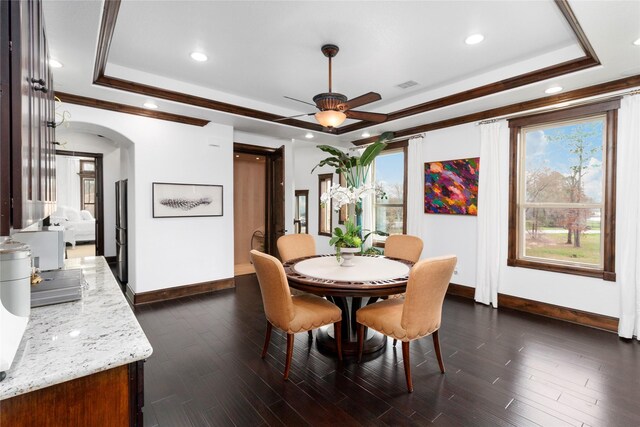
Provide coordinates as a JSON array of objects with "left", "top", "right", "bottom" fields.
[{"left": 153, "top": 183, "right": 223, "bottom": 218}]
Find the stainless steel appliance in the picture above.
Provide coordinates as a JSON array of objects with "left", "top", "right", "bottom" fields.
[
  {"left": 115, "top": 180, "right": 128, "bottom": 284},
  {"left": 31, "top": 269, "right": 83, "bottom": 308},
  {"left": 0, "top": 238, "right": 31, "bottom": 380}
]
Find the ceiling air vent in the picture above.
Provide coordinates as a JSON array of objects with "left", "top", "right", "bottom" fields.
[{"left": 396, "top": 80, "right": 418, "bottom": 89}]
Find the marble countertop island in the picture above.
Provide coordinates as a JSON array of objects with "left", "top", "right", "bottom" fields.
[{"left": 0, "top": 256, "right": 152, "bottom": 400}]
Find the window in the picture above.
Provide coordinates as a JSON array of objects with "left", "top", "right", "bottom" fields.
[
  {"left": 372, "top": 141, "right": 407, "bottom": 245},
  {"left": 294, "top": 190, "right": 308, "bottom": 234},
  {"left": 318, "top": 174, "right": 333, "bottom": 236},
  {"left": 338, "top": 173, "right": 347, "bottom": 224},
  {"left": 79, "top": 159, "right": 96, "bottom": 216},
  {"left": 508, "top": 99, "right": 619, "bottom": 281}
]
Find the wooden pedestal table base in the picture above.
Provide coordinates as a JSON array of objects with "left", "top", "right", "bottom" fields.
[{"left": 283, "top": 255, "right": 413, "bottom": 359}]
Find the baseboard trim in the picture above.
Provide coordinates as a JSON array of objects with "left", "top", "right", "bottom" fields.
[
  {"left": 124, "top": 285, "right": 135, "bottom": 306},
  {"left": 446, "top": 282, "right": 619, "bottom": 333},
  {"left": 133, "top": 277, "right": 235, "bottom": 305},
  {"left": 104, "top": 256, "right": 116, "bottom": 264},
  {"left": 447, "top": 283, "right": 476, "bottom": 299}
]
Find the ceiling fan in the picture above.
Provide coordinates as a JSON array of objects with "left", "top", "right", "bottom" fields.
[{"left": 277, "top": 44, "right": 388, "bottom": 129}]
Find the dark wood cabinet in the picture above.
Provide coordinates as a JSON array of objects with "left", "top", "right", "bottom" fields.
[
  {"left": 1, "top": 362, "right": 145, "bottom": 427},
  {"left": 0, "top": 0, "right": 56, "bottom": 236}
]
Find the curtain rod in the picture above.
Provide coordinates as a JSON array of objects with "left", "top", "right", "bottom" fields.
[
  {"left": 475, "top": 87, "right": 640, "bottom": 126},
  {"left": 348, "top": 133, "right": 424, "bottom": 150}
]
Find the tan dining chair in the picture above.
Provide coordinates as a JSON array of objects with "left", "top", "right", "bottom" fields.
[
  {"left": 384, "top": 234, "right": 424, "bottom": 318},
  {"left": 384, "top": 234, "right": 423, "bottom": 263},
  {"left": 250, "top": 250, "right": 342, "bottom": 380},
  {"left": 277, "top": 234, "right": 316, "bottom": 262},
  {"left": 356, "top": 255, "right": 457, "bottom": 392}
]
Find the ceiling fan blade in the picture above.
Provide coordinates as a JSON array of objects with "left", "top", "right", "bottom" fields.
[
  {"left": 338, "top": 92, "right": 382, "bottom": 111},
  {"left": 284, "top": 96, "right": 317, "bottom": 108},
  {"left": 274, "top": 113, "right": 315, "bottom": 122},
  {"left": 345, "top": 110, "right": 388, "bottom": 123}
]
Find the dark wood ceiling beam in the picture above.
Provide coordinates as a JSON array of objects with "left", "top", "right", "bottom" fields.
[
  {"left": 337, "top": 56, "right": 599, "bottom": 135},
  {"left": 554, "top": 0, "right": 600, "bottom": 63},
  {"left": 94, "top": 75, "right": 326, "bottom": 132},
  {"left": 93, "top": 0, "right": 121, "bottom": 82},
  {"left": 90, "top": 0, "right": 601, "bottom": 135},
  {"left": 55, "top": 92, "right": 210, "bottom": 127},
  {"left": 350, "top": 75, "right": 640, "bottom": 145}
]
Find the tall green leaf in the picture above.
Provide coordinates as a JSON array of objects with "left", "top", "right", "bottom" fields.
[{"left": 360, "top": 132, "right": 394, "bottom": 166}]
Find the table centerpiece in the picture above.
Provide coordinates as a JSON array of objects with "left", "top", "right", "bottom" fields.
[{"left": 312, "top": 132, "right": 394, "bottom": 261}]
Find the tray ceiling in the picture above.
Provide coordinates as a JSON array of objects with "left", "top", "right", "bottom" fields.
[{"left": 43, "top": 0, "right": 640, "bottom": 144}]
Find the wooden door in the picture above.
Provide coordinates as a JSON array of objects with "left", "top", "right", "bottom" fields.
[{"left": 269, "top": 146, "right": 285, "bottom": 259}]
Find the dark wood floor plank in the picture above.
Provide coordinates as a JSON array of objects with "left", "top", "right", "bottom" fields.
[
  {"left": 268, "top": 399, "right": 311, "bottom": 427},
  {"left": 134, "top": 275, "right": 640, "bottom": 427},
  {"left": 151, "top": 394, "right": 195, "bottom": 427},
  {"left": 507, "top": 398, "right": 575, "bottom": 427}
]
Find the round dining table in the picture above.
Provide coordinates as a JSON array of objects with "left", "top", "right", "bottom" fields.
[{"left": 283, "top": 254, "right": 413, "bottom": 357}]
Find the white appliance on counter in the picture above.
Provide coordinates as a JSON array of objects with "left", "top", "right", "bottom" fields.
[
  {"left": 0, "top": 238, "right": 31, "bottom": 380},
  {"left": 12, "top": 228, "right": 64, "bottom": 271}
]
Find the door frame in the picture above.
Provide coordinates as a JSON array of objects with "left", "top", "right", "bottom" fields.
[
  {"left": 233, "top": 143, "right": 284, "bottom": 257},
  {"left": 55, "top": 149, "right": 105, "bottom": 256}
]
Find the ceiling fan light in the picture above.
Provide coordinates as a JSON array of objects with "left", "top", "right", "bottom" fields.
[{"left": 315, "top": 110, "right": 346, "bottom": 128}]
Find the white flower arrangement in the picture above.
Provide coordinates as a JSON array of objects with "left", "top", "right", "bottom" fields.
[{"left": 320, "top": 183, "right": 386, "bottom": 211}]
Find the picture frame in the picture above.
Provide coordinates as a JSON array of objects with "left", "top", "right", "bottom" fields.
[
  {"left": 424, "top": 157, "right": 480, "bottom": 215},
  {"left": 152, "top": 182, "right": 223, "bottom": 218}
]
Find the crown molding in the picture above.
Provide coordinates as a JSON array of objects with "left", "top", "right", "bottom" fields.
[{"left": 91, "top": 0, "right": 600, "bottom": 135}]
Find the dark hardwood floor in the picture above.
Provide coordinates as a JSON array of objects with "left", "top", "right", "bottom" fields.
[{"left": 133, "top": 275, "right": 640, "bottom": 427}]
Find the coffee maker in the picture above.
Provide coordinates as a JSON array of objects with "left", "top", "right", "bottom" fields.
[{"left": 0, "top": 238, "right": 32, "bottom": 380}]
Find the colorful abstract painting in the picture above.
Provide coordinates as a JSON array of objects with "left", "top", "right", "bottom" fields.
[{"left": 424, "top": 158, "right": 480, "bottom": 215}]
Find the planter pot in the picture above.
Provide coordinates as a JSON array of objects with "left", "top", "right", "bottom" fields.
[{"left": 338, "top": 247, "right": 360, "bottom": 267}]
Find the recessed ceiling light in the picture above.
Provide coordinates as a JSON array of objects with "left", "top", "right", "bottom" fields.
[
  {"left": 305, "top": 132, "right": 314, "bottom": 139},
  {"left": 235, "top": 154, "right": 239, "bottom": 158},
  {"left": 256, "top": 157, "right": 260, "bottom": 160},
  {"left": 465, "top": 34, "right": 484, "bottom": 45},
  {"left": 143, "top": 101, "right": 158, "bottom": 109},
  {"left": 545, "top": 86, "right": 563, "bottom": 94},
  {"left": 49, "top": 59, "right": 63, "bottom": 68},
  {"left": 361, "top": 132, "right": 371, "bottom": 138},
  {"left": 633, "top": 38, "right": 640, "bottom": 46},
  {"left": 190, "top": 51, "right": 208, "bottom": 62}
]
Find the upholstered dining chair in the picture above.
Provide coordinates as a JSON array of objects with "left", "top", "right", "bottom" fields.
[
  {"left": 277, "top": 234, "right": 316, "bottom": 263},
  {"left": 384, "top": 234, "right": 424, "bottom": 335},
  {"left": 277, "top": 234, "right": 317, "bottom": 335},
  {"left": 384, "top": 234, "right": 423, "bottom": 264},
  {"left": 250, "top": 250, "right": 342, "bottom": 380},
  {"left": 356, "top": 255, "right": 457, "bottom": 392}
]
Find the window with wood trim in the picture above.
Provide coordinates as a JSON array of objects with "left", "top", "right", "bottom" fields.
[
  {"left": 508, "top": 99, "right": 619, "bottom": 281},
  {"left": 318, "top": 174, "right": 333, "bottom": 236},
  {"left": 372, "top": 141, "right": 408, "bottom": 245},
  {"left": 79, "top": 159, "right": 96, "bottom": 217}
]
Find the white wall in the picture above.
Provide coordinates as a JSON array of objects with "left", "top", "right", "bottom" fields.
[
  {"left": 291, "top": 141, "right": 343, "bottom": 254},
  {"left": 54, "top": 132, "right": 121, "bottom": 257},
  {"left": 62, "top": 104, "right": 234, "bottom": 294},
  {"left": 419, "top": 120, "right": 622, "bottom": 318}
]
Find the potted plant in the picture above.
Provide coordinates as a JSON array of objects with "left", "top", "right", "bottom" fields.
[
  {"left": 329, "top": 218, "right": 362, "bottom": 266},
  {"left": 313, "top": 132, "right": 394, "bottom": 255}
]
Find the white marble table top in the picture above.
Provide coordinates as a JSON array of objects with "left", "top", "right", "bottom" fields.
[
  {"left": 0, "top": 256, "right": 153, "bottom": 400},
  {"left": 293, "top": 256, "right": 411, "bottom": 282}
]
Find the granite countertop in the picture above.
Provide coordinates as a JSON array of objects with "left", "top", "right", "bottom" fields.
[{"left": 0, "top": 256, "right": 153, "bottom": 400}]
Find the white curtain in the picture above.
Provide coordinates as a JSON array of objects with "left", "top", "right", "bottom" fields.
[
  {"left": 475, "top": 121, "right": 505, "bottom": 307},
  {"left": 617, "top": 94, "right": 640, "bottom": 340},
  {"left": 55, "top": 155, "right": 81, "bottom": 211},
  {"left": 406, "top": 136, "right": 424, "bottom": 239},
  {"left": 362, "top": 156, "right": 375, "bottom": 248}
]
